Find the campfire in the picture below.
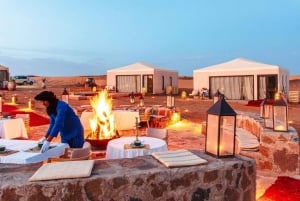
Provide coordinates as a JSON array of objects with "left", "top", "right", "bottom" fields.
[{"left": 85, "top": 90, "right": 118, "bottom": 149}]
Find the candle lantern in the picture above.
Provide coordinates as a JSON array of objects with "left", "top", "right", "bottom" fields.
[
  {"left": 139, "top": 95, "right": 144, "bottom": 107},
  {"left": 28, "top": 98, "right": 33, "bottom": 109},
  {"left": 205, "top": 97, "right": 236, "bottom": 158},
  {"left": 11, "top": 94, "right": 17, "bottom": 104},
  {"left": 61, "top": 88, "right": 69, "bottom": 104},
  {"left": 130, "top": 92, "right": 135, "bottom": 104},
  {"left": 166, "top": 93, "right": 175, "bottom": 108},
  {"left": 273, "top": 97, "right": 288, "bottom": 132},
  {"left": 263, "top": 101, "right": 273, "bottom": 129},
  {"left": 213, "top": 90, "right": 223, "bottom": 104}
]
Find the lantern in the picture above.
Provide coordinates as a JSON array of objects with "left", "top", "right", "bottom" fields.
[
  {"left": 61, "top": 88, "right": 69, "bottom": 104},
  {"left": 11, "top": 95, "right": 17, "bottom": 104},
  {"left": 205, "top": 97, "right": 236, "bottom": 158},
  {"left": 213, "top": 90, "right": 223, "bottom": 104},
  {"left": 166, "top": 93, "right": 175, "bottom": 108},
  {"left": 273, "top": 97, "right": 288, "bottom": 131},
  {"left": 139, "top": 95, "right": 144, "bottom": 107},
  {"left": 263, "top": 100, "right": 273, "bottom": 129},
  {"left": 28, "top": 98, "right": 33, "bottom": 109},
  {"left": 130, "top": 92, "right": 135, "bottom": 104}
]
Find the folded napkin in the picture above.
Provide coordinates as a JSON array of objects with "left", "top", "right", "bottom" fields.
[
  {"left": 124, "top": 144, "right": 150, "bottom": 150},
  {"left": 152, "top": 149, "right": 208, "bottom": 168},
  {"left": 28, "top": 160, "right": 94, "bottom": 181}
]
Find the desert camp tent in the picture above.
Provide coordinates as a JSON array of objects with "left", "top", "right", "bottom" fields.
[
  {"left": 193, "top": 58, "right": 289, "bottom": 100},
  {"left": 107, "top": 62, "right": 178, "bottom": 94},
  {"left": 0, "top": 64, "right": 10, "bottom": 88}
]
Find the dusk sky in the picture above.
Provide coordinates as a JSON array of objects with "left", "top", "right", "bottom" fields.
[{"left": 0, "top": 0, "right": 299, "bottom": 76}]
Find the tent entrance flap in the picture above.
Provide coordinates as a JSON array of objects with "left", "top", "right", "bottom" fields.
[
  {"left": 258, "top": 75, "right": 278, "bottom": 99},
  {"left": 116, "top": 75, "right": 141, "bottom": 93},
  {"left": 209, "top": 75, "right": 254, "bottom": 100},
  {"left": 142, "top": 75, "right": 153, "bottom": 94}
]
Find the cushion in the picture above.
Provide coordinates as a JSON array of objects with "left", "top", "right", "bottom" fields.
[
  {"left": 28, "top": 160, "right": 94, "bottom": 181},
  {"left": 152, "top": 149, "right": 207, "bottom": 168}
]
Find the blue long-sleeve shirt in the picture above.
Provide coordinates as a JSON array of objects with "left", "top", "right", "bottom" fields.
[{"left": 47, "top": 100, "right": 84, "bottom": 145}]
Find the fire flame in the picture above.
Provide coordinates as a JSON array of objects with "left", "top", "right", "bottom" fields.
[{"left": 88, "top": 90, "right": 116, "bottom": 140}]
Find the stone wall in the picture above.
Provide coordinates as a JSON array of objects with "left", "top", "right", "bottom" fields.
[
  {"left": 0, "top": 151, "right": 256, "bottom": 201},
  {"left": 236, "top": 111, "right": 299, "bottom": 176}
]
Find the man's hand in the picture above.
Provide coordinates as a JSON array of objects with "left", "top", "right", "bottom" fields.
[
  {"left": 40, "top": 141, "right": 50, "bottom": 153},
  {"left": 38, "top": 137, "right": 46, "bottom": 144}
]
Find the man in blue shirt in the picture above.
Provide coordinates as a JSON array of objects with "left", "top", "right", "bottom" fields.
[{"left": 34, "top": 91, "right": 84, "bottom": 153}]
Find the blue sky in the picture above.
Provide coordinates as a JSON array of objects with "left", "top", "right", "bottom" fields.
[{"left": 0, "top": 0, "right": 299, "bottom": 76}]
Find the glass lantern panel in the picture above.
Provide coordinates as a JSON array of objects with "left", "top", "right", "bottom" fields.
[
  {"left": 206, "top": 114, "right": 219, "bottom": 155},
  {"left": 264, "top": 104, "right": 273, "bottom": 128},
  {"left": 219, "top": 116, "right": 235, "bottom": 156},
  {"left": 273, "top": 106, "right": 288, "bottom": 131},
  {"left": 213, "top": 96, "right": 219, "bottom": 104}
]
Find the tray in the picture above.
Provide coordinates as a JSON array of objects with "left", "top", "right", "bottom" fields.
[{"left": 124, "top": 144, "right": 150, "bottom": 150}]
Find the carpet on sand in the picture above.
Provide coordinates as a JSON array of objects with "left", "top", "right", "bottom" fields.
[
  {"left": 259, "top": 176, "right": 300, "bottom": 201},
  {"left": 2, "top": 104, "right": 49, "bottom": 127},
  {"left": 246, "top": 99, "right": 274, "bottom": 107}
]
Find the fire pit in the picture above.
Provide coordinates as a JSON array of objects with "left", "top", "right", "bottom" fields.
[
  {"left": 86, "top": 138, "right": 115, "bottom": 150},
  {"left": 84, "top": 90, "right": 119, "bottom": 150}
]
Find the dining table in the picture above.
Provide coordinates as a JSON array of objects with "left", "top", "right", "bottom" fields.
[
  {"left": 0, "top": 139, "right": 69, "bottom": 164},
  {"left": 105, "top": 136, "right": 168, "bottom": 159},
  {"left": 0, "top": 117, "right": 28, "bottom": 139}
]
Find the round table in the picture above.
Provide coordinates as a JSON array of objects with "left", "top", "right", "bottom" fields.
[{"left": 106, "top": 136, "right": 168, "bottom": 159}]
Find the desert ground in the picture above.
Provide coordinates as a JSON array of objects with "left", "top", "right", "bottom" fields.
[{"left": 1, "top": 75, "right": 300, "bottom": 200}]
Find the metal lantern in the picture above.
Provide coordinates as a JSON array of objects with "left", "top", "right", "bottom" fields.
[
  {"left": 61, "top": 88, "right": 69, "bottom": 104},
  {"left": 213, "top": 90, "right": 223, "bottom": 104},
  {"left": 273, "top": 97, "right": 288, "bottom": 132},
  {"left": 130, "top": 92, "right": 135, "bottom": 104},
  {"left": 263, "top": 100, "right": 274, "bottom": 129},
  {"left": 166, "top": 93, "right": 175, "bottom": 108},
  {"left": 205, "top": 97, "right": 236, "bottom": 158},
  {"left": 139, "top": 95, "right": 144, "bottom": 107}
]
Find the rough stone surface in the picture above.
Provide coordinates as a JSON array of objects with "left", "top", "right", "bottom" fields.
[
  {"left": 236, "top": 111, "right": 299, "bottom": 175},
  {"left": 0, "top": 151, "right": 256, "bottom": 201}
]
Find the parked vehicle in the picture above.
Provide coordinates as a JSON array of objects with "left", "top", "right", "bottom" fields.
[
  {"left": 85, "top": 77, "right": 96, "bottom": 88},
  {"left": 12, "top": 75, "right": 35, "bottom": 85}
]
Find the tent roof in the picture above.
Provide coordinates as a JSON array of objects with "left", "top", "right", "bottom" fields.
[
  {"left": 0, "top": 64, "right": 9, "bottom": 71},
  {"left": 107, "top": 62, "right": 177, "bottom": 73},
  {"left": 194, "top": 58, "right": 286, "bottom": 72}
]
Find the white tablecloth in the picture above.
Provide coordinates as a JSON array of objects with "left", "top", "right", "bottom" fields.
[
  {"left": 0, "top": 118, "right": 28, "bottom": 139},
  {"left": 106, "top": 136, "right": 168, "bottom": 159},
  {"left": 80, "top": 110, "right": 140, "bottom": 131},
  {"left": 0, "top": 139, "right": 69, "bottom": 164}
]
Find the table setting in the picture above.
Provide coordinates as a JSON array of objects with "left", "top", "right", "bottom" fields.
[{"left": 0, "top": 139, "right": 69, "bottom": 164}]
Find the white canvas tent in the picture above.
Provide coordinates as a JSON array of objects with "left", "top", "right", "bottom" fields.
[
  {"left": 107, "top": 62, "right": 178, "bottom": 94},
  {"left": 193, "top": 58, "right": 289, "bottom": 100}
]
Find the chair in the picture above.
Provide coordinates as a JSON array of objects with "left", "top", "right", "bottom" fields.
[
  {"left": 139, "top": 108, "right": 150, "bottom": 128},
  {"left": 146, "top": 128, "right": 168, "bottom": 145},
  {"left": 48, "top": 141, "right": 91, "bottom": 162},
  {"left": 153, "top": 108, "right": 170, "bottom": 128},
  {"left": 189, "top": 89, "right": 199, "bottom": 98}
]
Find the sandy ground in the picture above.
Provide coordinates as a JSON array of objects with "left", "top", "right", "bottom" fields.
[{"left": 1, "top": 76, "right": 300, "bottom": 200}]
